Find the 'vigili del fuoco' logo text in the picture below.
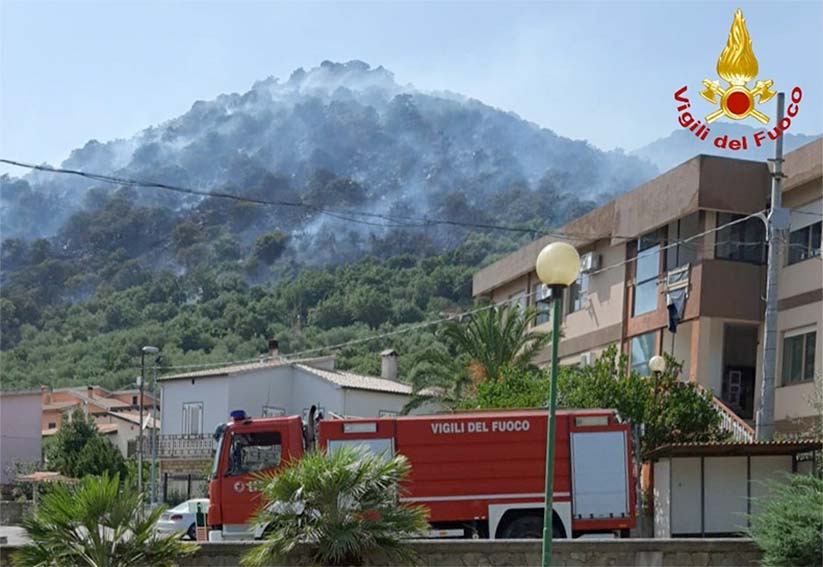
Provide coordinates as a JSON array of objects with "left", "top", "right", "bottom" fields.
[{"left": 673, "top": 9, "right": 802, "bottom": 151}]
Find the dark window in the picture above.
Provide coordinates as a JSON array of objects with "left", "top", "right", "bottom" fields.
[
  {"left": 632, "top": 232, "right": 663, "bottom": 317},
  {"left": 532, "top": 283, "right": 551, "bottom": 326},
  {"left": 227, "top": 431, "right": 282, "bottom": 476},
  {"left": 132, "top": 395, "right": 138, "bottom": 405},
  {"left": 630, "top": 332, "right": 657, "bottom": 376},
  {"left": 782, "top": 330, "right": 817, "bottom": 385},
  {"left": 48, "top": 422, "right": 56, "bottom": 429},
  {"left": 788, "top": 221, "right": 822, "bottom": 265},
  {"left": 715, "top": 213, "right": 766, "bottom": 264},
  {"left": 667, "top": 213, "right": 700, "bottom": 271},
  {"left": 568, "top": 274, "right": 589, "bottom": 314}
]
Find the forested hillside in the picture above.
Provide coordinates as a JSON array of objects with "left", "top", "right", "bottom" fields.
[{"left": 0, "top": 61, "right": 659, "bottom": 389}]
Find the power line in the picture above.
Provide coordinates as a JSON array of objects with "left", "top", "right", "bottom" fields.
[
  {"left": 0, "top": 158, "right": 572, "bottom": 238},
  {"left": 159, "top": 211, "right": 783, "bottom": 374}
]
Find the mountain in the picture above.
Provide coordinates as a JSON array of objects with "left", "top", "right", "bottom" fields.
[
  {"left": 633, "top": 122, "right": 819, "bottom": 171},
  {"left": 1, "top": 60, "right": 657, "bottom": 248},
  {"left": 0, "top": 60, "right": 663, "bottom": 389}
]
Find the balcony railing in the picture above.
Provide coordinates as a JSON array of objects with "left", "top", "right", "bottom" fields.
[
  {"left": 696, "top": 385, "right": 755, "bottom": 442},
  {"left": 129, "top": 434, "right": 213, "bottom": 459}
]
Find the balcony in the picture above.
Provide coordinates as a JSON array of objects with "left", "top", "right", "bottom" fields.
[{"left": 129, "top": 434, "right": 213, "bottom": 460}]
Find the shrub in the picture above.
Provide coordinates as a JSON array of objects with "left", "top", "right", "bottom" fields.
[{"left": 748, "top": 474, "right": 823, "bottom": 567}]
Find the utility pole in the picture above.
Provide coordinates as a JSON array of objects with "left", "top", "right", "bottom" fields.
[
  {"left": 756, "top": 92, "right": 788, "bottom": 441},
  {"left": 138, "top": 345, "right": 159, "bottom": 506},
  {"left": 150, "top": 361, "right": 159, "bottom": 507}
]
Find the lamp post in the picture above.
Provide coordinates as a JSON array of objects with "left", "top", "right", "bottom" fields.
[
  {"left": 535, "top": 242, "right": 580, "bottom": 567},
  {"left": 638, "top": 355, "right": 666, "bottom": 537},
  {"left": 150, "top": 354, "right": 161, "bottom": 508},
  {"left": 139, "top": 346, "right": 159, "bottom": 502}
]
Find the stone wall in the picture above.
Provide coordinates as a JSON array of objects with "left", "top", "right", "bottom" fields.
[
  {"left": 168, "top": 538, "right": 761, "bottom": 566},
  {"left": 0, "top": 501, "right": 31, "bottom": 526}
]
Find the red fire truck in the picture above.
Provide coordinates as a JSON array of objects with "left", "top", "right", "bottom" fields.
[{"left": 207, "top": 408, "right": 635, "bottom": 541}]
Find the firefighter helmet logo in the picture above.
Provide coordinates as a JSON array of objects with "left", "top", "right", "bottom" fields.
[{"left": 700, "top": 9, "right": 776, "bottom": 124}]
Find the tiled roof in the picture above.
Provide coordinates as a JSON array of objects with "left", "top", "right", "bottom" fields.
[
  {"left": 295, "top": 364, "right": 413, "bottom": 395},
  {"left": 43, "top": 400, "right": 80, "bottom": 411},
  {"left": 159, "top": 358, "right": 293, "bottom": 381},
  {"left": 49, "top": 390, "right": 131, "bottom": 410},
  {"left": 97, "top": 423, "right": 119, "bottom": 435},
  {"left": 647, "top": 439, "right": 822, "bottom": 459},
  {"left": 111, "top": 411, "right": 160, "bottom": 429},
  {"left": 159, "top": 356, "right": 334, "bottom": 381}
]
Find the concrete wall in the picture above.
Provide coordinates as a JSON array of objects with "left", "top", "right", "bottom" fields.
[
  {"left": 161, "top": 376, "right": 229, "bottom": 435},
  {"left": 137, "top": 539, "right": 760, "bottom": 566},
  {"left": 227, "top": 366, "right": 294, "bottom": 418},
  {"left": 342, "top": 389, "right": 409, "bottom": 417},
  {"left": 0, "top": 392, "right": 42, "bottom": 485}
]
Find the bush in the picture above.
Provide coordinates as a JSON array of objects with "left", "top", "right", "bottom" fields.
[{"left": 748, "top": 474, "right": 823, "bottom": 567}]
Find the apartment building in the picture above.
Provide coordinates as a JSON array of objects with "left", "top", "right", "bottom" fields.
[{"left": 473, "top": 139, "right": 821, "bottom": 435}]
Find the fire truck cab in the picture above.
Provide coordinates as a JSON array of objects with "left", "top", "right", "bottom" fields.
[{"left": 208, "top": 408, "right": 635, "bottom": 541}]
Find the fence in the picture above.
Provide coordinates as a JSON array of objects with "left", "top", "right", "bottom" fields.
[
  {"left": 162, "top": 473, "right": 209, "bottom": 505},
  {"left": 129, "top": 434, "right": 213, "bottom": 460}
]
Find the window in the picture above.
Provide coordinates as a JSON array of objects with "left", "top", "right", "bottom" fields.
[
  {"left": 48, "top": 422, "right": 56, "bottom": 429},
  {"left": 532, "top": 283, "right": 551, "bottom": 326},
  {"left": 715, "top": 213, "right": 765, "bottom": 264},
  {"left": 782, "top": 329, "right": 817, "bottom": 385},
  {"left": 568, "top": 274, "right": 589, "bottom": 314},
  {"left": 227, "top": 431, "right": 282, "bottom": 476},
  {"left": 630, "top": 332, "right": 656, "bottom": 376},
  {"left": 262, "top": 406, "right": 285, "bottom": 417},
  {"left": 667, "top": 213, "right": 700, "bottom": 271},
  {"left": 182, "top": 402, "right": 203, "bottom": 435},
  {"left": 132, "top": 395, "right": 138, "bottom": 405},
  {"left": 632, "top": 232, "right": 662, "bottom": 316},
  {"left": 788, "top": 222, "right": 821, "bottom": 265}
]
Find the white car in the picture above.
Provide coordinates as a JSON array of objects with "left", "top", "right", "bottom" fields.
[{"left": 155, "top": 498, "right": 209, "bottom": 540}]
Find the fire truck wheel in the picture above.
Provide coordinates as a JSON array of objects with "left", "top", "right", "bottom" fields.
[{"left": 499, "top": 512, "right": 565, "bottom": 539}]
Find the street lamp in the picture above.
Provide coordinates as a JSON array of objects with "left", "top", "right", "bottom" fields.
[
  {"left": 535, "top": 242, "right": 580, "bottom": 567},
  {"left": 138, "top": 345, "right": 159, "bottom": 501},
  {"left": 648, "top": 355, "right": 666, "bottom": 375}
]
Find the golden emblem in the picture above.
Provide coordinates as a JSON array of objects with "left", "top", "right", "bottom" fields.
[{"left": 700, "top": 9, "right": 776, "bottom": 124}]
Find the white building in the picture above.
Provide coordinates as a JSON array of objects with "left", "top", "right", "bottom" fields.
[{"left": 155, "top": 352, "right": 415, "bottom": 480}]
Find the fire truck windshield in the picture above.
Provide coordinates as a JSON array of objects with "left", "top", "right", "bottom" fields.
[
  {"left": 210, "top": 424, "right": 227, "bottom": 479},
  {"left": 226, "top": 432, "right": 283, "bottom": 476}
]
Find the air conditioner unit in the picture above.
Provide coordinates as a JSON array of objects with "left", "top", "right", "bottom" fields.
[
  {"left": 580, "top": 252, "right": 601, "bottom": 274},
  {"left": 579, "top": 352, "right": 594, "bottom": 367}
]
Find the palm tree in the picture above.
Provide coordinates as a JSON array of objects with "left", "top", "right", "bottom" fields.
[
  {"left": 403, "top": 345, "right": 473, "bottom": 414},
  {"left": 404, "top": 305, "right": 551, "bottom": 412},
  {"left": 242, "top": 446, "right": 428, "bottom": 567},
  {"left": 12, "top": 473, "right": 197, "bottom": 567},
  {"left": 444, "top": 305, "right": 550, "bottom": 381}
]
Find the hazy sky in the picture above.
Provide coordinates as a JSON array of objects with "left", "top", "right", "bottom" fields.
[{"left": 1, "top": 1, "right": 821, "bottom": 173}]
